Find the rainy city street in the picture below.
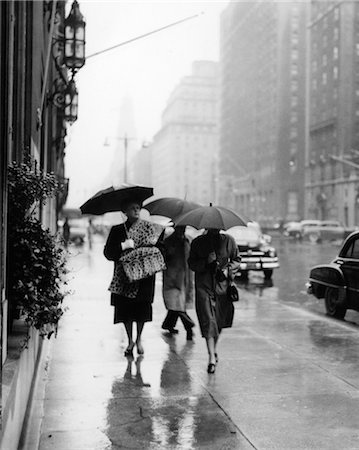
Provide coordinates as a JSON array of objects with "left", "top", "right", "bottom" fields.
[{"left": 25, "top": 235, "right": 359, "bottom": 450}]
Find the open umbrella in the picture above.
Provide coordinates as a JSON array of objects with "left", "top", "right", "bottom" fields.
[
  {"left": 143, "top": 197, "right": 201, "bottom": 221},
  {"left": 175, "top": 204, "right": 247, "bottom": 230},
  {"left": 80, "top": 184, "right": 154, "bottom": 215}
]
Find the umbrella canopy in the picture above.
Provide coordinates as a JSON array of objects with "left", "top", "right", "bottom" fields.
[
  {"left": 143, "top": 197, "right": 201, "bottom": 221},
  {"left": 175, "top": 204, "right": 247, "bottom": 230},
  {"left": 80, "top": 184, "right": 154, "bottom": 215}
]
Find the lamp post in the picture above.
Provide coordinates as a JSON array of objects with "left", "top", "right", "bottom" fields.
[{"left": 104, "top": 134, "right": 136, "bottom": 183}]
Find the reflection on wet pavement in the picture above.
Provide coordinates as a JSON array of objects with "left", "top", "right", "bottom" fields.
[
  {"left": 235, "top": 237, "right": 359, "bottom": 325},
  {"left": 38, "top": 238, "right": 359, "bottom": 449}
]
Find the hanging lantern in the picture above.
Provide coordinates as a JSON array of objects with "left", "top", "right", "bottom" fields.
[
  {"left": 64, "top": 79, "right": 78, "bottom": 124},
  {"left": 64, "top": 0, "right": 86, "bottom": 70}
]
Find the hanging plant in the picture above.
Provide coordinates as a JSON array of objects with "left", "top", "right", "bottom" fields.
[{"left": 7, "top": 158, "right": 68, "bottom": 339}]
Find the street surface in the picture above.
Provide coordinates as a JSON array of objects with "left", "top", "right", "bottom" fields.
[
  {"left": 242, "top": 237, "right": 359, "bottom": 326},
  {"left": 34, "top": 235, "right": 359, "bottom": 449}
]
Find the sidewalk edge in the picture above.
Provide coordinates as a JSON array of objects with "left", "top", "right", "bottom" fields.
[{"left": 18, "top": 337, "right": 53, "bottom": 450}]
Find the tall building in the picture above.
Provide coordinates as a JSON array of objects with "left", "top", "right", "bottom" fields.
[
  {"left": 151, "top": 61, "right": 219, "bottom": 204},
  {"left": 220, "top": 2, "right": 307, "bottom": 225},
  {"left": 306, "top": 1, "right": 359, "bottom": 226}
]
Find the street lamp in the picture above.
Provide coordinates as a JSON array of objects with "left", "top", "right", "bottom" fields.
[
  {"left": 64, "top": 0, "right": 86, "bottom": 71},
  {"left": 64, "top": 78, "right": 78, "bottom": 124}
]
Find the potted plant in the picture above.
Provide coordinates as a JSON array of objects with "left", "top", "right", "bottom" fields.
[{"left": 7, "top": 158, "right": 68, "bottom": 339}]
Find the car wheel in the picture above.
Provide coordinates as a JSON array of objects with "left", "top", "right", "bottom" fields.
[
  {"left": 263, "top": 269, "right": 273, "bottom": 280},
  {"left": 324, "top": 287, "right": 347, "bottom": 319}
]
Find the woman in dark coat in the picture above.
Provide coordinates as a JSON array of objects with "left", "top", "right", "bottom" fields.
[
  {"left": 104, "top": 200, "right": 164, "bottom": 356},
  {"left": 188, "top": 228, "right": 240, "bottom": 373},
  {"left": 161, "top": 226, "right": 195, "bottom": 339}
]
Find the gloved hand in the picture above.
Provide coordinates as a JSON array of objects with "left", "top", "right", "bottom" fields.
[{"left": 121, "top": 238, "right": 135, "bottom": 251}]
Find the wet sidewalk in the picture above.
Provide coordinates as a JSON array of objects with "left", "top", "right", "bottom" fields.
[{"left": 29, "top": 238, "right": 359, "bottom": 449}]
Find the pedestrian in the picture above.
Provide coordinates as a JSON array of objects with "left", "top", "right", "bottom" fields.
[
  {"left": 63, "top": 217, "right": 70, "bottom": 247},
  {"left": 161, "top": 226, "right": 195, "bottom": 340},
  {"left": 104, "top": 200, "right": 164, "bottom": 357},
  {"left": 188, "top": 228, "right": 240, "bottom": 373},
  {"left": 87, "top": 218, "right": 94, "bottom": 249}
]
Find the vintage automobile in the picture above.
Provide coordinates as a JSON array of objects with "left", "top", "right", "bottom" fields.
[
  {"left": 68, "top": 218, "right": 88, "bottom": 245},
  {"left": 226, "top": 225, "right": 279, "bottom": 279},
  {"left": 302, "top": 220, "right": 345, "bottom": 243},
  {"left": 307, "top": 231, "right": 359, "bottom": 319},
  {"left": 283, "top": 221, "right": 303, "bottom": 239}
]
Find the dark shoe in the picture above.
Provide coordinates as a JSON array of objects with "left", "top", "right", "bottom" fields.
[
  {"left": 170, "top": 328, "right": 179, "bottom": 334},
  {"left": 124, "top": 343, "right": 135, "bottom": 357},
  {"left": 215, "top": 352, "right": 218, "bottom": 363},
  {"left": 207, "top": 363, "right": 216, "bottom": 374},
  {"left": 136, "top": 341, "right": 144, "bottom": 355},
  {"left": 124, "top": 348, "right": 134, "bottom": 357},
  {"left": 186, "top": 329, "right": 193, "bottom": 341}
]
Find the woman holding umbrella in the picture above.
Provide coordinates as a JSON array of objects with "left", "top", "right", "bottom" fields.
[
  {"left": 79, "top": 183, "right": 164, "bottom": 358},
  {"left": 104, "top": 199, "right": 165, "bottom": 356},
  {"left": 177, "top": 204, "right": 243, "bottom": 374}
]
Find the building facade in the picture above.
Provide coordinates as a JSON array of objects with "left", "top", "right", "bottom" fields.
[
  {"left": 0, "top": 1, "right": 79, "bottom": 446},
  {"left": 306, "top": 1, "right": 359, "bottom": 226},
  {"left": 151, "top": 61, "right": 219, "bottom": 205},
  {"left": 219, "top": 2, "right": 307, "bottom": 225}
]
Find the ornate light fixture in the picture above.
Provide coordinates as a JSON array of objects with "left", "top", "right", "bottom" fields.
[
  {"left": 64, "top": 79, "right": 78, "bottom": 124},
  {"left": 64, "top": 1, "right": 86, "bottom": 70}
]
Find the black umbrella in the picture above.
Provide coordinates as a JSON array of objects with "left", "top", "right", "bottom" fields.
[
  {"left": 143, "top": 197, "right": 201, "bottom": 221},
  {"left": 175, "top": 204, "right": 247, "bottom": 230},
  {"left": 80, "top": 184, "right": 154, "bottom": 215}
]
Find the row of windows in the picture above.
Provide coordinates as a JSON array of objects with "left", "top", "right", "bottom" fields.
[
  {"left": 312, "top": 28, "right": 339, "bottom": 52},
  {"left": 312, "top": 67, "right": 339, "bottom": 89}
]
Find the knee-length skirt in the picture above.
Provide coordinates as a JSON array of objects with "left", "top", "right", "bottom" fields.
[{"left": 111, "top": 276, "right": 155, "bottom": 324}]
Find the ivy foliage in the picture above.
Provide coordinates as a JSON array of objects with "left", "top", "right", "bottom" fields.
[{"left": 7, "top": 158, "right": 67, "bottom": 339}]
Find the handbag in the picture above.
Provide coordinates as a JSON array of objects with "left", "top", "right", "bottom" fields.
[
  {"left": 120, "top": 246, "right": 166, "bottom": 282},
  {"left": 226, "top": 282, "right": 239, "bottom": 302}
]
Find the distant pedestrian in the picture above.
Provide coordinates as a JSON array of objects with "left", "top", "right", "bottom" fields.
[
  {"left": 188, "top": 228, "right": 240, "bottom": 373},
  {"left": 63, "top": 218, "right": 70, "bottom": 247},
  {"left": 88, "top": 218, "right": 93, "bottom": 249},
  {"left": 161, "top": 226, "right": 195, "bottom": 340},
  {"left": 104, "top": 200, "right": 164, "bottom": 357}
]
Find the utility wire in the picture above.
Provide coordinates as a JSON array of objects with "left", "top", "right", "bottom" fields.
[{"left": 87, "top": 12, "right": 203, "bottom": 60}]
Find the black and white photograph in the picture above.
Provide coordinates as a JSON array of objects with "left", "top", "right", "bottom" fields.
[{"left": 1, "top": 0, "right": 359, "bottom": 448}]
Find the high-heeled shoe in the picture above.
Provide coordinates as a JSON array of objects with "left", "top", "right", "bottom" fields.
[
  {"left": 136, "top": 341, "right": 144, "bottom": 355},
  {"left": 207, "top": 363, "right": 216, "bottom": 374},
  {"left": 124, "top": 343, "right": 134, "bottom": 357}
]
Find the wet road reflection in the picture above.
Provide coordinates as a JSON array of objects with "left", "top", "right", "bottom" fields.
[
  {"left": 235, "top": 237, "right": 359, "bottom": 326},
  {"left": 105, "top": 334, "right": 242, "bottom": 449}
]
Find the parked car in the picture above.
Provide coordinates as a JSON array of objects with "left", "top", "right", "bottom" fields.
[
  {"left": 67, "top": 218, "right": 88, "bottom": 245},
  {"left": 226, "top": 225, "right": 279, "bottom": 279},
  {"left": 307, "top": 231, "right": 359, "bottom": 319},
  {"left": 283, "top": 221, "right": 303, "bottom": 239},
  {"left": 303, "top": 220, "right": 345, "bottom": 243}
]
